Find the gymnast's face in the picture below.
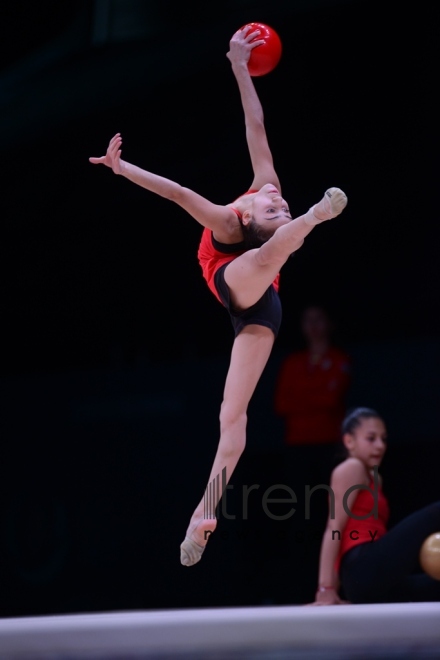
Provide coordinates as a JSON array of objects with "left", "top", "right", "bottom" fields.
[
  {"left": 241, "top": 185, "right": 292, "bottom": 247},
  {"left": 250, "top": 184, "right": 293, "bottom": 230},
  {"left": 344, "top": 417, "right": 387, "bottom": 469}
]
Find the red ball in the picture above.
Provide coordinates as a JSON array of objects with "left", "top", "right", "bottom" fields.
[{"left": 241, "top": 22, "right": 282, "bottom": 77}]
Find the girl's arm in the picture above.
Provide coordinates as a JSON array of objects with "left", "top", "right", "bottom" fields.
[
  {"left": 89, "top": 133, "right": 238, "bottom": 240},
  {"left": 227, "top": 27, "right": 281, "bottom": 193},
  {"left": 309, "top": 458, "right": 368, "bottom": 605}
]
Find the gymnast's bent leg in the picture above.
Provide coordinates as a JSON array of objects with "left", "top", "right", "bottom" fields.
[{"left": 340, "top": 501, "right": 440, "bottom": 603}]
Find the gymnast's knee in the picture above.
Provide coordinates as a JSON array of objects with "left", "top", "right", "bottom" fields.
[{"left": 219, "top": 405, "right": 247, "bottom": 456}]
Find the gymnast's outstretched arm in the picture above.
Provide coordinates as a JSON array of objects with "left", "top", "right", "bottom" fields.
[{"left": 89, "top": 133, "right": 238, "bottom": 238}]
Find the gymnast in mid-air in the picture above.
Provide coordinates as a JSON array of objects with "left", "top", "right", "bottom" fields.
[{"left": 89, "top": 25, "right": 348, "bottom": 566}]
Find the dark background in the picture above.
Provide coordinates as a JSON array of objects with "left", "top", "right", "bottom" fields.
[{"left": 0, "top": 0, "right": 439, "bottom": 617}]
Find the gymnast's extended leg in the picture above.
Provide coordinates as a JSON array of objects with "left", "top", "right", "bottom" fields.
[{"left": 180, "top": 324, "right": 275, "bottom": 565}]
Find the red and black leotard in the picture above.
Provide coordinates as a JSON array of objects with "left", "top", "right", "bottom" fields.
[{"left": 197, "top": 192, "right": 280, "bottom": 304}]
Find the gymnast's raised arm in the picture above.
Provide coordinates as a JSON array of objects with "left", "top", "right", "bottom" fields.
[{"left": 227, "top": 25, "right": 281, "bottom": 194}]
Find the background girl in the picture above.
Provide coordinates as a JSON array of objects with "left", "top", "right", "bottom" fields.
[{"left": 310, "top": 407, "right": 440, "bottom": 604}]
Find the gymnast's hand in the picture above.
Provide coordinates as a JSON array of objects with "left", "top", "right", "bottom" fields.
[
  {"left": 226, "top": 25, "right": 264, "bottom": 67},
  {"left": 304, "top": 589, "right": 351, "bottom": 606},
  {"left": 89, "top": 133, "right": 123, "bottom": 174}
]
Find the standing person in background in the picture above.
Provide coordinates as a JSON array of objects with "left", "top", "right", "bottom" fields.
[{"left": 274, "top": 304, "right": 351, "bottom": 458}]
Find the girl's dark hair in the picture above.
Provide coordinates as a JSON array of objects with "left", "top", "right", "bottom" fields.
[
  {"left": 238, "top": 216, "right": 274, "bottom": 249},
  {"left": 341, "top": 407, "right": 383, "bottom": 436},
  {"left": 331, "top": 407, "right": 385, "bottom": 464}
]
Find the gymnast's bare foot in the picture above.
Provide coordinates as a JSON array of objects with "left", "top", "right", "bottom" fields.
[{"left": 180, "top": 517, "right": 218, "bottom": 567}]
